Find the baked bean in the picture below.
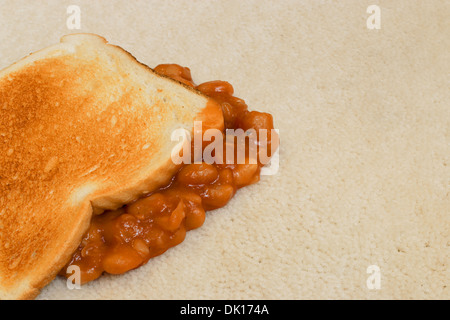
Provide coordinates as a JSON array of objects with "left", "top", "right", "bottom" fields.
[
  {"left": 197, "top": 81, "right": 248, "bottom": 129},
  {"left": 240, "top": 111, "right": 273, "bottom": 132},
  {"left": 233, "top": 163, "right": 260, "bottom": 187},
  {"left": 80, "top": 224, "right": 103, "bottom": 247},
  {"left": 239, "top": 111, "right": 278, "bottom": 163},
  {"left": 155, "top": 200, "right": 185, "bottom": 232},
  {"left": 61, "top": 64, "right": 277, "bottom": 284},
  {"left": 114, "top": 214, "right": 142, "bottom": 243},
  {"left": 81, "top": 243, "right": 103, "bottom": 258},
  {"left": 218, "top": 168, "right": 234, "bottom": 185},
  {"left": 143, "top": 227, "right": 165, "bottom": 245},
  {"left": 132, "top": 239, "right": 150, "bottom": 257},
  {"left": 196, "top": 81, "right": 234, "bottom": 96},
  {"left": 128, "top": 193, "right": 166, "bottom": 220},
  {"left": 177, "top": 163, "right": 219, "bottom": 186},
  {"left": 185, "top": 203, "right": 205, "bottom": 231},
  {"left": 220, "top": 102, "right": 235, "bottom": 128},
  {"left": 147, "top": 228, "right": 169, "bottom": 249},
  {"left": 102, "top": 246, "right": 143, "bottom": 275},
  {"left": 78, "top": 268, "right": 103, "bottom": 285},
  {"left": 179, "top": 191, "right": 202, "bottom": 205},
  {"left": 154, "top": 64, "right": 195, "bottom": 87},
  {"left": 169, "top": 226, "right": 187, "bottom": 247},
  {"left": 201, "top": 184, "right": 235, "bottom": 210}
]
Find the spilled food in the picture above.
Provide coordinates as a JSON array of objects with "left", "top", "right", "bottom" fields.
[{"left": 0, "top": 34, "right": 278, "bottom": 299}]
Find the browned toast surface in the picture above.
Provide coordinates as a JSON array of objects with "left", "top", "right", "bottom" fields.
[{"left": 0, "top": 34, "right": 223, "bottom": 299}]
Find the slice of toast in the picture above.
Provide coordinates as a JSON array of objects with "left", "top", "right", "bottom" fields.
[{"left": 0, "top": 34, "right": 223, "bottom": 299}]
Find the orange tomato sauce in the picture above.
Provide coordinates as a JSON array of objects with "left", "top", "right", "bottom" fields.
[{"left": 60, "top": 64, "right": 277, "bottom": 284}]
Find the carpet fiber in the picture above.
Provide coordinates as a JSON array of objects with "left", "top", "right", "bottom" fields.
[{"left": 0, "top": 0, "right": 448, "bottom": 299}]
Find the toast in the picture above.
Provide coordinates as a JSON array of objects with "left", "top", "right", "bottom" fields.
[{"left": 0, "top": 34, "right": 223, "bottom": 299}]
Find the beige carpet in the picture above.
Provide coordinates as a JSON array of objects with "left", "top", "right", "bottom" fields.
[{"left": 0, "top": 0, "right": 448, "bottom": 300}]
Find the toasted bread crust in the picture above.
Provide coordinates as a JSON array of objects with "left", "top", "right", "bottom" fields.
[{"left": 0, "top": 34, "right": 223, "bottom": 299}]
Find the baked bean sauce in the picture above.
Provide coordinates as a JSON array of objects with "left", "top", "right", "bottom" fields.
[{"left": 60, "top": 64, "right": 278, "bottom": 284}]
